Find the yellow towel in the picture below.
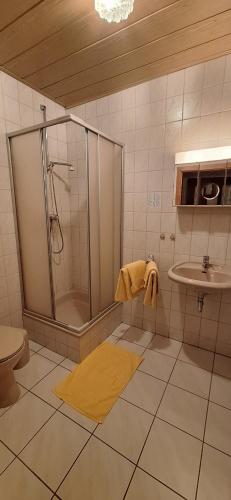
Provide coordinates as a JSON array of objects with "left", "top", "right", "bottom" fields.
[
  {"left": 54, "top": 342, "right": 143, "bottom": 423},
  {"left": 115, "top": 260, "right": 146, "bottom": 301},
  {"left": 143, "top": 261, "right": 159, "bottom": 308}
]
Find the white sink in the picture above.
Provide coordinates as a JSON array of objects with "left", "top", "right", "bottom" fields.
[{"left": 168, "top": 261, "right": 231, "bottom": 291}]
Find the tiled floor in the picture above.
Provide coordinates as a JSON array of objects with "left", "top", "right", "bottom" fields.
[{"left": 1, "top": 325, "right": 231, "bottom": 499}]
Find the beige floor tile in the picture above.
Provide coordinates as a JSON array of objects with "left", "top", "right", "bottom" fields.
[
  {"left": 15, "top": 353, "right": 56, "bottom": 389},
  {"left": 121, "top": 326, "right": 154, "bottom": 347},
  {"left": 210, "top": 374, "right": 231, "bottom": 409},
  {"left": 170, "top": 360, "right": 211, "bottom": 398},
  {"left": 95, "top": 398, "right": 152, "bottom": 462},
  {"left": 112, "top": 323, "right": 130, "bottom": 338},
  {"left": 0, "top": 384, "right": 27, "bottom": 417},
  {"left": 0, "top": 393, "right": 54, "bottom": 453},
  {"left": 60, "top": 358, "right": 78, "bottom": 371},
  {"left": 139, "top": 349, "right": 175, "bottom": 381},
  {"left": 205, "top": 402, "right": 231, "bottom": 456},
  {"left": 157, "top": 384, "right": 207, "bottom": 439},
  {"left": 148, "top": 335, "right": 182, "bottom": 358},
  {"left": 125, "top": 468, "right": 183, "bottom": 500},
  {"left": 197, "top": 444, "right": 231, "bottom": 500},
  {"left": 39, "top": 347, "right": 64, "bottom": 364},
  {"left": 117, "top": 339, "right": 145, "bottom": 355},
  {"left": 213, "top": 354, "right": 231, "bottom": 378},
  {"left": 20, "top": 412, "right": 90, "bottom": 491},
  {"left": 59, "top": 403, "right": 97, "bottom": 433},
  {"left": 0, "top": 442, "right": 14, "bottom": 474},
  {"left": 178, "top": 344, "right": 214, "bottom": 371},
  {"left": 121, "top": 370, "right": 166, "bottom": 414},
  {"left": 57, "top": 436, "right": 134, "bottom": 500},
  {"left": 31, "top": 366, "right": 69, "bottom": 409},
  {"left": 29, "top": 340, "right": 43, "bottom": 352},
  {"left": 139, "top": 419, "right": 202, "bottom": 500},
  {"left": 0, "top": 459, "right": 51, "bottom": 500}
]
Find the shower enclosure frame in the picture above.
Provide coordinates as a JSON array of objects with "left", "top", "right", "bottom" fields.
[{"left": 7, "top": 114, "right": 124, "bottom": 334}]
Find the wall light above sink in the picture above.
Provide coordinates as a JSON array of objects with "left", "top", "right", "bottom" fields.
[
  {"left": 174, "top": 146, "right": 231, "bottom": 207},
  {"left": 175, "top": 146, "right": 231, "bottom": 165}
]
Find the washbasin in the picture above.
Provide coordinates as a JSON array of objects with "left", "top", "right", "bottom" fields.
[{"left": 168, "top": 261, "right": 231, "bottom": 291}]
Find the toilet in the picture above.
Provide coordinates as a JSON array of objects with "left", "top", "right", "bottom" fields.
[{"left": 0, "top": 326, "right": 30, "bottom": 408}]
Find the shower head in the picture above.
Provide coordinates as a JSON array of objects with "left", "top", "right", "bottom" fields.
[{"left": 47, "top": 161, "right": 75, "bottom": 172}]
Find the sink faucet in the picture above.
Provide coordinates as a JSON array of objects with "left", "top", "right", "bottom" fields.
[{"left": 202, "top": 255, "right": 210, "bottom": 273}]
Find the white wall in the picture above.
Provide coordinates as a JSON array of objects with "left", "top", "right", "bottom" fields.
[
  {"left": 69, "top": 54, "right": 231, "bottom": 357},
  {"left": 0, "top": 71, "right": 65, "bottom": 328}
]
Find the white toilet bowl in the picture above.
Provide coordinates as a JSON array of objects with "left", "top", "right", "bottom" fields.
[{"left": 0, "top": 326, "right": 30, "bottom": 408}]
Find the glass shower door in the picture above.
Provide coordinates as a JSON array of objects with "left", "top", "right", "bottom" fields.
[
  {"left": 88, "top": 131, "right": 122, "bottom": 318},
  {"left": 10, "top": 130, "right": 53, "bottom": 318},
  {"left": 48, "top": 122, "right": 91, "bottom": 328}
]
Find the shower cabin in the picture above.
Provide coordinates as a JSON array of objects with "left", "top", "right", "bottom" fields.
[{"left": 7, "top": 114, "right": 123, "bottom": 358}]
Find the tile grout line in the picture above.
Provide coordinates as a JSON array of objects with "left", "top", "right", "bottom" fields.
[
  {"left": 0, "top": 352, "right": 80, "bottom": 493},
  {"left": 122, "top": 341, "right": 181, "bottom": 500},
  {"left": 0, "top": 439, "right": 56, "bottom": 497},
  {"left": 0, "top": 396, "right": 92, "bottom": 494},
  {"left": 1, "top": 333, "right": 230, "bottom": 497},
  {"left": 119, "top": 393, "right": 231, "bottom": 460},
  {"left": 47, "top": 334, "right": 181, "bottom": 496},
  {"left": 0, "top": 352, "right": 68, "bottom": 419},
  {"left": 53, "top": 432, "right": 93, "bottom": 496},
  {"left": 137, "top": 465, "right": 188, "bottom": 500},
  {"left": 194, "top": 350, "right": 215, "bottom": 500}
]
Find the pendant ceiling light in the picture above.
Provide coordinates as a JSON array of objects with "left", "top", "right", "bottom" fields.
[{"left": 95, "top": 0, "right": 134, "bottom": 23}]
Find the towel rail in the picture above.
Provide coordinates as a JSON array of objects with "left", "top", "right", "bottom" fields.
[{"left": 147, "top": 254, "right": 154, "bottom": 262}]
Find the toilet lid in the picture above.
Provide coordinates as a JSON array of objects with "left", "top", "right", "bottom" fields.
[{"left": 0, "top": 326, "right": 24, "bottom": 362}]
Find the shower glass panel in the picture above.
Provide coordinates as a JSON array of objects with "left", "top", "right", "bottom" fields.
[
  {"left": 88, "top": 132, "right": 122, "bottom": 316},
  {"left": 46, "top": 122, "right": 90, "bottom": 328},
  {"left": 10, "top": 130, "right": 53, "bottom": 317},
  {"left": 8, "top": 115, "right": 123, "bottom": 334},
  {"left": 99, "top": 136, "right": 122, "bottom": 310}
]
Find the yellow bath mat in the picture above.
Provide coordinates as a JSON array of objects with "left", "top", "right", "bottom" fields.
[{"left": 54, "top": 341, "right": 143, "bottom": 423}]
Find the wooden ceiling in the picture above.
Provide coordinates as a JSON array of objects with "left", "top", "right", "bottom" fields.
[{"left": 1, "top": 0, "right": 231, "bottom": 107}]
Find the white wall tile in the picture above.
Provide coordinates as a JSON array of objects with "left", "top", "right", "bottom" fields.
[
  {"left": 150, "top": 76, "right": 167, "bottom": 102},
  {"left": 184, "top": 63, "right": 205, "bottom": 92},
  {"left": 183, "top": 91, "right": 202, "bottom": 120},
  {"left": 203, "top": 57, "right": 226, "bottom": 88},
  {"left": 167, "top": 70, "right": 184, "bottom": 97},
  {"left": 166, "top": 95, "right": 183, "bottom": 123},
  {"left": 3, "top": 52, "right": 230, "bottom": 354}
]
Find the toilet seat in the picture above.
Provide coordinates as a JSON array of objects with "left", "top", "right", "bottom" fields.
[{"left": 0, "top": 326, "right": 25, "bottom": 363}]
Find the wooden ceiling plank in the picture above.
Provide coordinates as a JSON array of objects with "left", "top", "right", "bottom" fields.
[
  {"left": 0, "top": 0, "right": 92, "bottom": 65},
  {"left": 17, "top": 0, "right": 231, "bottom": 91},
  {"left": 0, "top": 0, "right": 43, "bottom": 31},
  {"left": 44, "top": 10, "right": 231, "bottom": 99},
  {"left": 5, "top": 0, "right": 180, "bottom": 78},
  {"left": 61, "top": 32, "right": 231, "bottom": 107}
]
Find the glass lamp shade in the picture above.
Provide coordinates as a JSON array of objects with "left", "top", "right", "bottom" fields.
[{"left": 95, "top": 0, "right": 134, "bottom": 23}]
